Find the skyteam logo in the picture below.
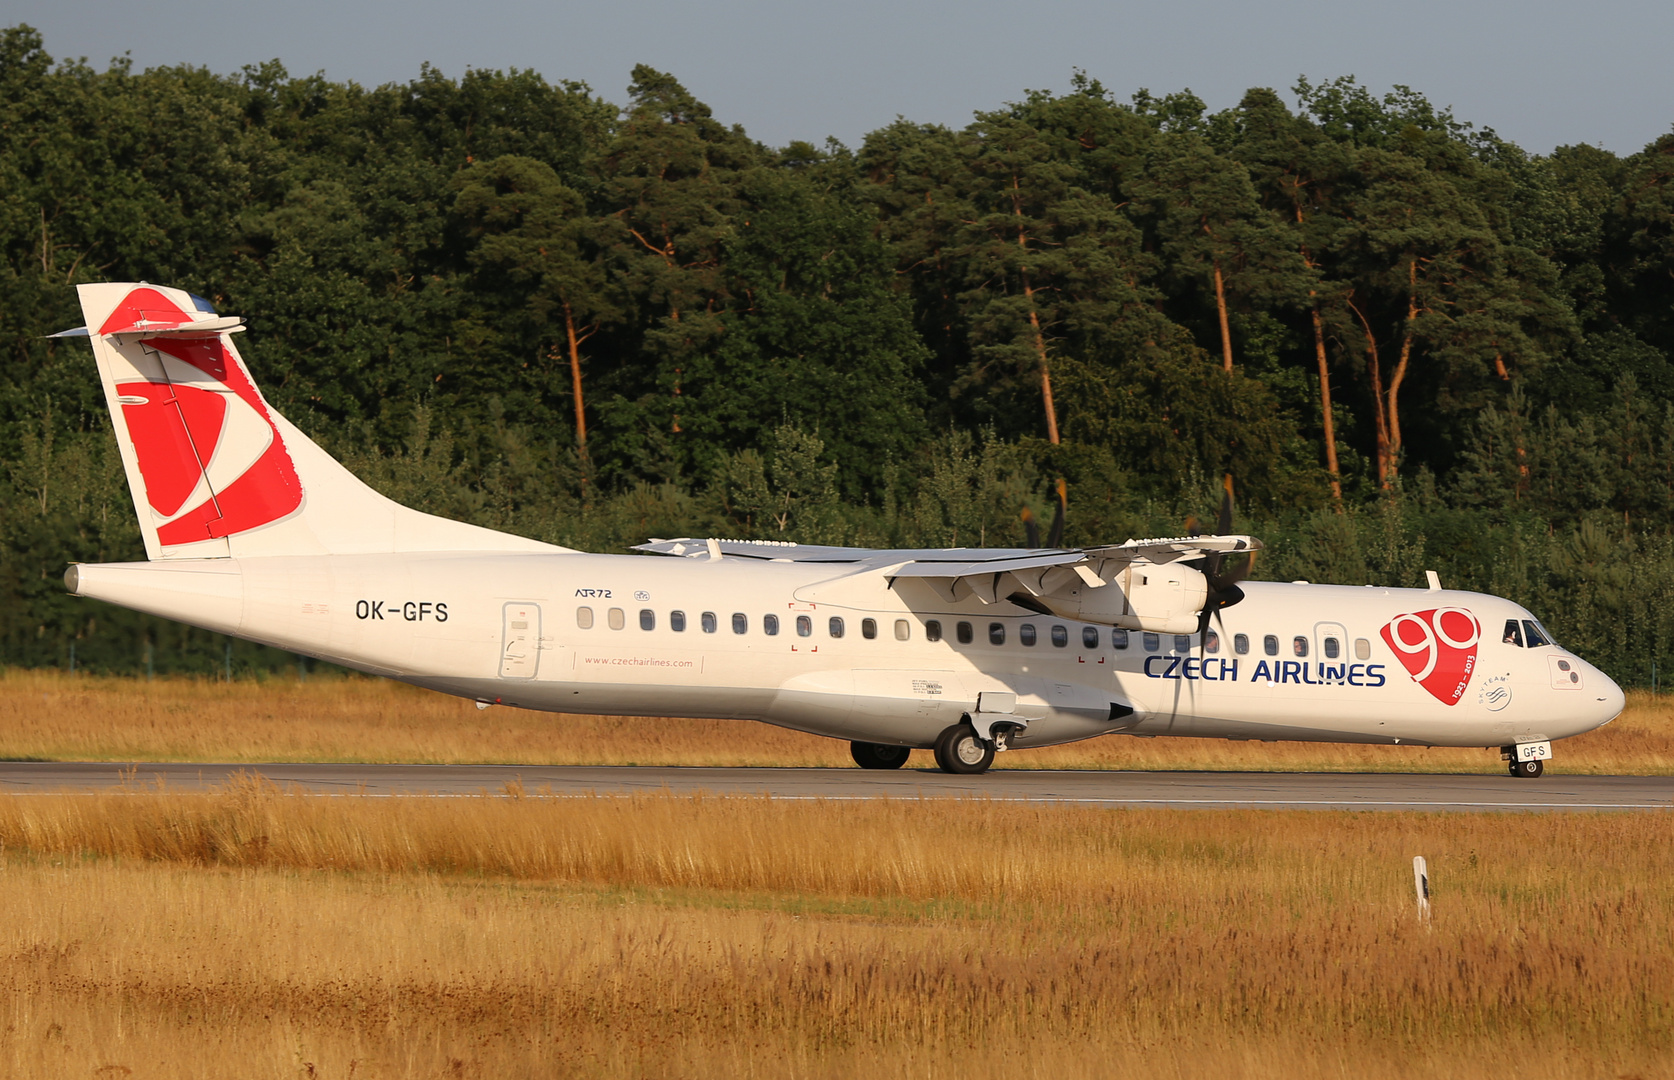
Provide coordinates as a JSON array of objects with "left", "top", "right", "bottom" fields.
[{"left": 1380, "top": 608, "right": 1480, "bottom": 706}]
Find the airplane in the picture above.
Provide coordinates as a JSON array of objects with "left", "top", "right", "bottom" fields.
[{"left": 53, "top": 282, "right": 1624, "bottom": 778}]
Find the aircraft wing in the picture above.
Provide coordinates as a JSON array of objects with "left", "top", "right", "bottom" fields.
[
  {"left": 886, "top": 535, "right": 1259, "bottom": 603},
  {"left": 633, "top": 538, "right": 1045, "bottom": 564},
  {"left": 634, "top": 534, "right": 1260, "bottom": 604}
]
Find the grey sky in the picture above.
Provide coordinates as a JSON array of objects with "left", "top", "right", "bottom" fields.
[{"left": 14, "top": 0, "right": 1674, "bottom": 155}]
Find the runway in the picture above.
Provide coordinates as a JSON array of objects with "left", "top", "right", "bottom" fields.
[{"left": 0, "top": 762, "right": 1668, "bottom": 809}]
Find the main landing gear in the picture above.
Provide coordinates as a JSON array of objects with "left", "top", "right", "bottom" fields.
[
  {"left": 932, "top": 722, "right": 996, "bottom": 775},
  {"left": 850, "top": 741, "right": 911, "bottom": 770}
]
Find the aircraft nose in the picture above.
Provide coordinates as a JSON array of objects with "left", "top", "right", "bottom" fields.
[{"left": 1587, "top": 663, "right": 1626, "bottom": 728}]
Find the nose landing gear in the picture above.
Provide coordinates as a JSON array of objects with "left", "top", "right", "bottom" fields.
[{"left": 1502, "top": 742, "right": 1551, "bottom": 779}]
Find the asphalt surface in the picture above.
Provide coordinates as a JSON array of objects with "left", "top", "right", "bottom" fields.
[{"left": 0, "top": 762, "right": 1668, "bottom": 810}]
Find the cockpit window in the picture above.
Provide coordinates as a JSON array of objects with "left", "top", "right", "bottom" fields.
[
  {"left": 1502, "top": 619, "right": 1523, "bottom": 647},
  {"left": 1523, "top": 620, "right": 1551, "bottom": 648}
]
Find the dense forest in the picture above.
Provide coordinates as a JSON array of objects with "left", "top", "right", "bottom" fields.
[{"left": 3, "top": 24, "right": 1674, "bottom": 683}]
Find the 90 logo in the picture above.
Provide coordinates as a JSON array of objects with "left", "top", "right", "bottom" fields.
[{"left": 1379, "top": 608, "right": 1480, "bottom": 706}]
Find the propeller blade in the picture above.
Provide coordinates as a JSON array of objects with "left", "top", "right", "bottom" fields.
[
  {"left": 1201, "top": 477, "right": 1239, "bottom": 589},
  {"left": 1046, "top": 479, "right": 1066, "bottom": 549},
  {"left": 1022, "top": 507, "right": 1040, "bottom": 549},
  {"left": 1196, "top": 591, "right": 1238, "bottom": 658},
  {"left": 1197, "top": 477, "right": 1248, "bottom": 657}
]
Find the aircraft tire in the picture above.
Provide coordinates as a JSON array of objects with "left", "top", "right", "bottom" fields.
[
  {"left": 850, "top": 741, "right": 911, "bottom": 770},
  {"left": 933, "top": 723, "right": 995, "bottom": 775},
  {"left": 1510, "top": 758, "right": 1544, "bottom": 779}
]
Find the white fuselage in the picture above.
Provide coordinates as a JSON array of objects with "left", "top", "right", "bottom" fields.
[{"left": 71, "top": 550, "right": 1625, "bottom": 752}]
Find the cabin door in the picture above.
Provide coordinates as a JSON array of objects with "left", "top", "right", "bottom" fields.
[{"left": 500, "top": 602, "right": 542, "bottom": 679}]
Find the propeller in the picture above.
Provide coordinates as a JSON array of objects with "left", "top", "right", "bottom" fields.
[
  {"left": 1021, "top": 479, "right": 1068, "bottom": 549},
  {"left": 1047, "top": 479, "right": 1066, "bottom": 549},
  {"left": 1196, "top": 479, "right": 1256, "bottom": 652}
]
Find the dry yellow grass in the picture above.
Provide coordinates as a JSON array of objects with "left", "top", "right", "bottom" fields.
[
  {"left": 4, "top": 668, "right": 1670, "bottom": 773},
  {"left": 0, "top": 786, "right": 1668, "bottom": 1078}
]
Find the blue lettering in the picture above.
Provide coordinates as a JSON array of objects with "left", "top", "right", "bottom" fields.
[
  {"left": 1323, "top": 664, "right": 1346, "bottom": 684},
  {"left": 1300, "top": 662, "right": 1317, "bottom": 685},
  {"left": 1223, "top": 659, "right": 1238, "bottom": 682},
  {"left": 1144, "top": 657, "right": 1164, "bottom": 678},
  {"left": 1280, "top": 660, "right": 1301, "bottom": 684},
  {"left": 1347, "top": 664, "right": 1364, "bottom": 686},
  {"left": 1163, "top": 657, "right": 1182, "bottom": 680},
  {"left": 1251, "top": 660, "right": 1272, "bottom": 682},
  {"left": 1182, "top": 658, "right": 1201, "bottom": 680},
  {"left": 1366, "top": 664, "right": 1387, "bottom": 688}
]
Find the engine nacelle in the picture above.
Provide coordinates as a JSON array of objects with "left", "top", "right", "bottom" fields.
[{"left": 1034, "top": 562, "right": 1208, "bottom": 635}]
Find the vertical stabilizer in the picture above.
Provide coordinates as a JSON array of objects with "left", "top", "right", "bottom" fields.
[{"left": 72, "top": 282, "right": 568, "bottom": 560}]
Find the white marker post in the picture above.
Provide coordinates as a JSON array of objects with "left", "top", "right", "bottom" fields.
[{"left": 1413, "top": 856, "right": 1431, "bottom": 923}]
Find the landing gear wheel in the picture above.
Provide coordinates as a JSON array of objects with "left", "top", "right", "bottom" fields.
[
  {"left": 933, "top": 723, "right": 995, "bottom": 775},
  {"left": 1510, "top": 758, "right": 1545, "bottom": 779},
  {"left": 850, "top": 741, "right": 910, "bottom": 770}
]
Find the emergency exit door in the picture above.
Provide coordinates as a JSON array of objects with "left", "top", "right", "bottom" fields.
[
  {"left": 1314, "top": 622, "right": 1348, "bottom": 677},
  {"left": 500, "top": 602, "right": 542, "bottom": 679}
]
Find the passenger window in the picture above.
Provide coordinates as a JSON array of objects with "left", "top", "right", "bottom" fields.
[
  {"left": 956, "top": 621, "right": 974, "bottom": 644},
  {"left": 1234, "top": 633, "right": 1249, "bottom": 655},
  {"left": 1083, "top": 627, "right": 1100, "bottom": 650},
  {"left": 1205, "top": 630, "right": 1220, "bottom": 654},
  {"left": 1323, "top": 636, "right": 1339, "bottom": 659},
  {"left": 607, "top": 607, "right": 625, "bottom": 630},
  {"left": 732, "top": 613, "right": 748, "bottom": 634},
  {"left": 640, "top": 609, "right": 656, "bottom": 631},
  {"left": 671, "top": 610, "right": 686, "bottom": 632},
  {"left": 764, "top": 614, "right": 780, "bottom": 636},
  {"left": 576, "top": 606, "right": 594, "bottom": 629},
  {"left": 1502, "top": 619, "right": 1523, "bottom": 647},
  {"left": 861, "top": 618, "right": 877, "bottom": 640},
  {"left": 796, "top": 615, "right": 812, "bottom": 637},
  {"left": 1523, "top": 620, "right": 1550, "bottom": 647},
  {"left": 1051, "top": 625, "right": 1069, "bottom": 648},
  {"left": 701, "top": 611, "right": 718, "bottom": 633},
  {"left": 1020, "top": 623, "right": 1037, "bottom": 647},
  {"left": 829, "top": 617, "right": 845, "bottom": 638},
  {"left": 1174, "top": 635, "right": 1192, "bottom": 652},
  {"left": 925, "top": 620, "right": 942, "bottom": 642},
  {"left": 1354, "top": 638, "right": 1371, "bottom": 660},
  {"left": 1142, "top": 632, "right": 1160, "bottom": 652},
  {"left": 1112, "top": 628, "right": 1129, "bottom": 650},
  {"left": 1292, "top": 636, "right": 1308, "bottom": 657},
  {"left": 894, "top": 619, "right": 910, "bottom": 641},
  {"left": 989, "top": 622, "right": 1006, "bottom": 645},
  {"left": 1263, "top": 634, "right": 1279, "bottom": 656}
]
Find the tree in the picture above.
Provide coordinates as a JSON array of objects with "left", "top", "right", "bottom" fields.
[
  {"left": 590, "top": 66, "right": 760, "bottom": 481},
  {"left": 1134, "top": 132, "right": 1304, "bottom": 374},
  {"left": 454, "top": 154, "right": 615, "bottom": 490},
  {"left": 1230, "top": 87, "right": 1354, "bottom": 500}
]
